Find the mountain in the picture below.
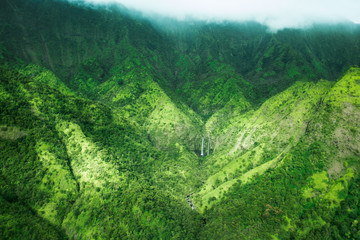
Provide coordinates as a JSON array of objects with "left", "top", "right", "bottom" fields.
[
  {"left": 0, "top": 0, "right": 360, "bottom": 239},
  {"left": 200, "top": 67, "right": 360, "bottom": 239}
]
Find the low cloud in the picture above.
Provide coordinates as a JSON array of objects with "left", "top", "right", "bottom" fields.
[{"left": 70, "top": 0, "right": 360, "bottom": 30}]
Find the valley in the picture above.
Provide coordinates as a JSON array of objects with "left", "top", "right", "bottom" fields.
[{"left": 1, "top": 0, "right": 360, "bottom": 239}]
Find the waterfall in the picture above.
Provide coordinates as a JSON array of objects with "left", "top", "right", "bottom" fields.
[
  {"left": 207, "top": 136, "right": 210, "bottom": 155},
  {"left": 187, "top": 194, "right": 194, "bottom": 210},
  {"left": 201, "top": 137, "right": 204, "bottom": 156}
]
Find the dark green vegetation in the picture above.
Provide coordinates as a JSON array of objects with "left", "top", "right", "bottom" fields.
[{"left": 0, "top": 0, "right": 360, "bottom": 239}]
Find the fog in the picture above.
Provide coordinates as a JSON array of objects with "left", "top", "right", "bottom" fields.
[{"left": 69, "top": 0, "right": 360, "bottom": 30}]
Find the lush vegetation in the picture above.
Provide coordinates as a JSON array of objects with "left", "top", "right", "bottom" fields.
[
  {"left": 0, "top": 0, "right": 360, "bottom": 239},
  {"left": 199, "top": 68, "right": 360, "bottom": 239}
]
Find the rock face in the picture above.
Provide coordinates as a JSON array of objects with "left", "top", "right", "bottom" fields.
[{"left": 1, "top": 1, "right": 360, "bottom": 239}]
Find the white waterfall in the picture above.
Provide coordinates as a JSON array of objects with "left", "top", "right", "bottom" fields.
[
  {"left": 207, "top": 136, "right": 210, "bottom": 155},
  {"left": 201, "top": 137, "right": 204, "bottom": 156}
]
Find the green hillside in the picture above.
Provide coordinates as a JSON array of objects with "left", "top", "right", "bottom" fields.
[
  {"left": 200, "top": 68, "right": 360, "bottom": 239},
  {"left": 0, "top": 0, "right": 360, "bottom": 239}
]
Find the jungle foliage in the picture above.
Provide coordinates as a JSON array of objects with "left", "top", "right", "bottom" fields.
[{"left": 0, "top": 0, "right": 360, "bottom": 239}]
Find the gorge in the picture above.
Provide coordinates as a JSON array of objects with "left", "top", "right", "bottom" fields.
[{"left": 0, "top": 0, "right": 360, "bottom": 239}]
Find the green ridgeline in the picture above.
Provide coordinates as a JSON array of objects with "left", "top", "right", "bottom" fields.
[{"left": 1, "top": 0, "right": 360, "bottom": 239}]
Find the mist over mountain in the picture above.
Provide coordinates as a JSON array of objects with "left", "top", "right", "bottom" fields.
[
  {"left": 1, "top": 0, "right": 360, "bottom": 239},
  {"left": 68, "top": 0, "right": 360, "bottom": 31}
]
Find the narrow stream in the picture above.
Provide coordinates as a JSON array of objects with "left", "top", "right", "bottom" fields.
[
  {"left": 186, "top": 194, "right": 194, "bottom": 210},
  {"left": 186, "top": 194, "right": 207, "bottom": 227}
]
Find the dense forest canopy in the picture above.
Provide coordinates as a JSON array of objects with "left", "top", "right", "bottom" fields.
[{"left": 0, "top": 0, "right": 360, "bottom": 239}]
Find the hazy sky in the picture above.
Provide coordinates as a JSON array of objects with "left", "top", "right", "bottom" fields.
[{"left": 74, "top": 0, "right": 360, "bottom": 30}]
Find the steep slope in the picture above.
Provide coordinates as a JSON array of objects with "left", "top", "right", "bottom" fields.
[
  {"left": 195, "top": 79, "right": 333, "bottom": 211},
  {"left": 174, "top": 55, "right": 254, "bottom": 118},
  {"left": 92, "top": 54, "right": 206, "bottom": 197},
  {"left": 168, "top": 22, "right": 360, "bottom": 104},
  {"left": 199, "top": 68, "right": 360, "bottom": 239},
  {"left": 0, "top": 0, "right": 205, "bottom": 153},
  {"left": 1, "top": 1, "right": 360, "bottom": 239},
  {"left": 1, "top": 0, "right": 360, "bottom": 115},
  {"left": 0, "top": 0, "right": 174, "bottom": 83},
  {"left": 0, "top": 67, "right": 203, "bottom": 239},
  {"left": 3, "top": 64, "right": 359, "bottom": 240},
  {"left": 94, "top": 54, "right": 203, "bottom": 152},
  {"left": 1, "top": 0, "right": 206, "bottom": 196}
]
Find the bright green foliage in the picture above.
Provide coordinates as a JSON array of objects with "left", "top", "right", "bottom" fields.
[
  {"left": 325, "top": 67, "right": 360, "bottom": 107},
  {"left": 18, "top": 64, "right": 74, "bottom": 96},
  {"left": 0, "top": 67, "right": 202, "bottom": 239},
  {"left": 176, "top": 57, "right": 254, "bottom": 118},
  {"left": 200, "top": 68, "right": 360, "bottom": 239},
  {"left": 1, "top": 1, "right": 360, "bottom": 239},
  {"left": 195, "top": 80, "right": 332, "bottom": 211}
]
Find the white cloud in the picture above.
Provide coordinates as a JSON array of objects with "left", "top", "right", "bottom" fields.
[{"left": 72, "top": 0, "right": 360, "bottom": 30}]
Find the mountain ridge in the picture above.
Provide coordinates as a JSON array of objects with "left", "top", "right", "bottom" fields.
[{"left": 1, "top": 0, "right": 360, "bottom": 239}]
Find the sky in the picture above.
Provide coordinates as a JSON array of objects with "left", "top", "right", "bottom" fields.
[{"left": 72, "top": 0, "right": 360, "bottom": 30}]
